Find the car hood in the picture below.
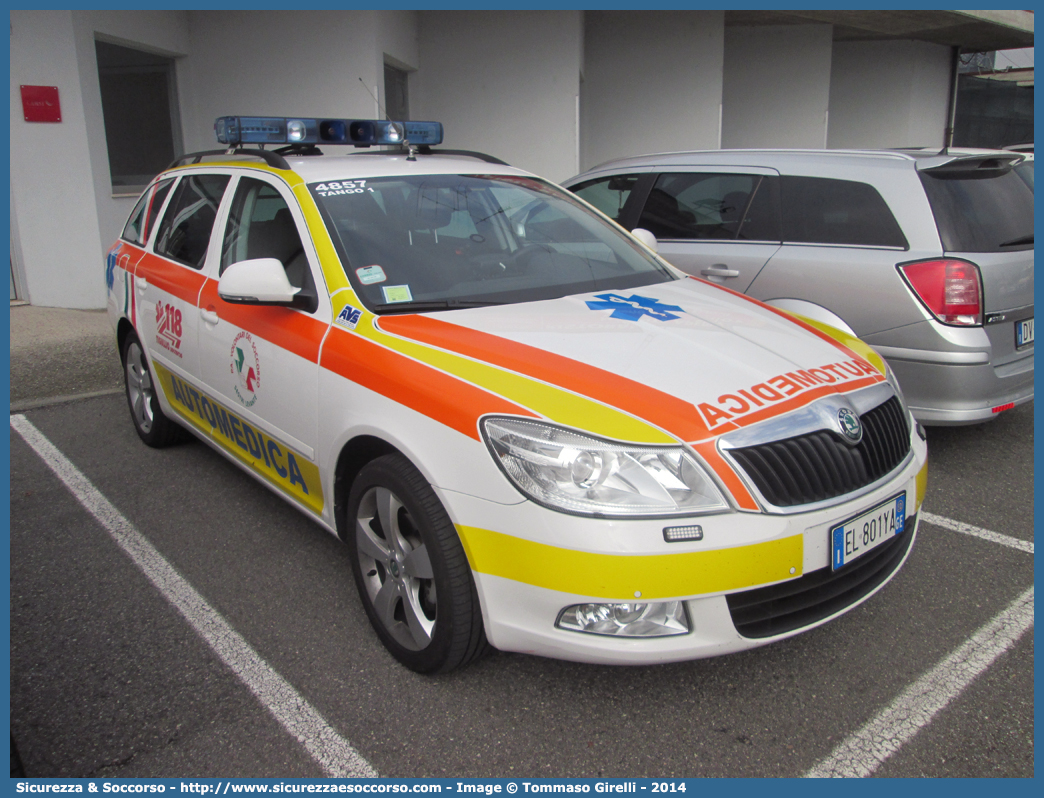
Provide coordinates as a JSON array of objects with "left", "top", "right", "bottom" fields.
[{"left": 374, "top": 278, "right": 886, "bottom": 445}]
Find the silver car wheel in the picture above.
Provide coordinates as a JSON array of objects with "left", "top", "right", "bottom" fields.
[
  {"left": 125, "top": 340, "right": 155, "bottom": 434},
  {"left": 354, "top": 485, "right": 436, "bottom": 651}
]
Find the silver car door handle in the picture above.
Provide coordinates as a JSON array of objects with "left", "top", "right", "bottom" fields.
[
  {"left": 200, "top": 309, "right": 219, "bottom": 325},
  {"left": 700, "top": 265, "right": 740, "bottom": 278},
  {"left": 134, "top": 276, "right": 149, "bottom": 292}
]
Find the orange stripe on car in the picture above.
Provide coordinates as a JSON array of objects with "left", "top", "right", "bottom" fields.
[
  {"left": 320, "top": 327, "right": 538, "bottom": 441},
  {"left": 198, "top": 280, "right": 326, "bottom": 364},
  {"left": 380, "top": 314, "right": 719, "bottom": 443},
  {"left": 685, "top": 275, "right": 888, "bottom": 374},
  {"left": 690, "top": 440, "right": 760, "bottom": 511},
  {"left": 135, "top": 253, "right": 207, "bottom": 306}
]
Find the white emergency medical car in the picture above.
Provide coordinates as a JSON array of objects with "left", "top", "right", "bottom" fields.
[{"left": 107, "top": 116, "right": 928, "bottom": 673}]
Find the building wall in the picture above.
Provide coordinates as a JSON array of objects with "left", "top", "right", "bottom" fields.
[
  {"left": 413, "top": 11, "right": 583, "bottom": 182},
  {"left": 10, "top": 10, "right": 190, "bottom": 309},
  {"left": 721, "top": 24, "right": 834, "bottom": 148},
  {"left": 828, "top": 40, "right": 953, "bottom": 149},
  {"left": 180, "top": 11, "right": 419, "bottom": 154},
  {"left": 580, "top": 11, "right": 724, "bottom": 173}
]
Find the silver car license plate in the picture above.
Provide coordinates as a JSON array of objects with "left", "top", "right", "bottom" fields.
[
  {"left": 830, "top": 493, "right": 906, "bottom": 571},
  {"left": 1016, "top": 317, "right": 1034, "bottom": 348}
]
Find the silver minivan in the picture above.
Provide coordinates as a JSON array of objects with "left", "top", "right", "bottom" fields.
[{"left": 564, "top": 149, "right": 1034, "bottom": 425}]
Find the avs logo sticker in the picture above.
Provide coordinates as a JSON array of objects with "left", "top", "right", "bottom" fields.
[
  {"left": 230, "top": 331, "right": 261, "bottom": 407},
  {"left": 837, "top": 407, "right": 863, "bottom": 444},
  {"left": 586, "top": 293, "right": 684, "bottom": 322},
  {"left": 155, "top": 301, "right": 183, "bottom": 358},
  {"left": 335, "top": 304, "right": 363, "bottom": 330}
]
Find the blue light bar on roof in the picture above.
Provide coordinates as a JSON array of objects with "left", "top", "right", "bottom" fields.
[{"left": 214, "top": 116, "right": 443, "bottom": 147}]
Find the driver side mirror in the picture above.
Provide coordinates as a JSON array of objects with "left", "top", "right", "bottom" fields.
[
  {"left": 218, "top": 258, "right": 301, "bottom": 306},
  {"left": 631, "top": 227, "right": 658, "bottom": 253}
]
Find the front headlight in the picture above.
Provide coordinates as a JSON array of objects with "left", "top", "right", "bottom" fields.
[{"left": 482, "top": 417, "right": 730, "bottom": 517}]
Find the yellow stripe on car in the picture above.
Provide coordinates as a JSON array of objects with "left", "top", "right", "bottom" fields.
[
  {"left": 790, "top": 313, "right": 887, "bottom": 375},
  {"left": 154, "top": 363, "right": 324, "bottom": 515},
  {"left": 457, "top": 525, "right": 803, "bottom": 600},
  {"left": 330, "top": 295, "right": 677, "bottom": 446}
]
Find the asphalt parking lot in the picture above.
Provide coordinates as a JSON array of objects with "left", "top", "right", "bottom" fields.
[{"left": 8, "top": 332, "right": 1034, "bottom": 778}]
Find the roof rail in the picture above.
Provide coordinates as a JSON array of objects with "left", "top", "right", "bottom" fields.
[
  {"left": 350, "top": 145, "right": 509, "bottom": 166},
  {"left": 168, "top": 147, "right": 291, "bottom": 171}
]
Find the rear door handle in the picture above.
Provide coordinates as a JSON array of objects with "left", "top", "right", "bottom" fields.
[
  {"left": 134, "top": 276, "right": 149, "bottom": 292},
  {"left": 700, "top": 264, "right": 740, "bottom": 279},
  {"left": 200, "top": 309, "right": 219, "bottom": 325}
]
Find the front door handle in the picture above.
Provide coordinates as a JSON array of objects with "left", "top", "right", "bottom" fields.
[
  {"left": 700, "top": 264, "right": 740, "bottom": 279},
  {"left": 200, "top": 308, "right": 219, "bottom": 325}
]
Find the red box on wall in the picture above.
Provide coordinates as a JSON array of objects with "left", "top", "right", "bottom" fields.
[{"left": 21, "top": 85, "right": 61, "bottom": 123}]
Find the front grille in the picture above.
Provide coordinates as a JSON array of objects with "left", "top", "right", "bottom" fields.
[
  {"left": 726, "top": 517, "right": 916, "bottom": 638},
  {"left": 728, "top": 397, "right": 910, "bottom": 508}
]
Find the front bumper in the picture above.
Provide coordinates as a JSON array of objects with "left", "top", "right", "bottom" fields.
[{"left": 439, "top": 435, "right": 928, "bottom": 665}]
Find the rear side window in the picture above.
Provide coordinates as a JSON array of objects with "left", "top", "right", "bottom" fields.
[
  {"left": 636, "top": 173, "right": 781, "bottom": 241},
  {"left": 154, "top": 174, "right": 230, "bottom": 269},
  {"left": 919, "top": 169, "right": 1034, "bottom": 252},
  {"left": 122, "top": 179, "right": 174, "bottom": 245},
  {"left": 780, "top": 176, "right": 907, "bottom": 248},
  {"left": 570, "top": 174, "right": 640, "bottom": 222}
]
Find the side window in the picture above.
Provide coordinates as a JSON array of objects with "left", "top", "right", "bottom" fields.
[
  {"left": 780, "top": 176, "right": 907, "bottom": 248},
  {"left": 154, "top": 174, "right": 230, "bottom": 269},
  {"left": 122, "top": 179, "right": 175, "bottom": 245},
  {"left": 120, "top": 192, "right": 150, "bottom": 245},
  {"left": 220, "top": 177, "right": 318, "bottom": 312},
  {"left": 141, "top": 179, "right": 175, "bottom": 246},
  {"left": 570, "top": 174, "right": 640, "bottom": 222},
  {"left": 636, "top": 173, "right": 781, "bottom": 242}
]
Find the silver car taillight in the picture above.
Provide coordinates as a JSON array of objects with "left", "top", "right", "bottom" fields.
[{"left": 898, "top": 258, "right": 983, "bottom": 326}]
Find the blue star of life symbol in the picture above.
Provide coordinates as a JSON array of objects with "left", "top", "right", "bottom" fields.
[{"left": 585, "top": 293, "right": 685, "bottom": 322}]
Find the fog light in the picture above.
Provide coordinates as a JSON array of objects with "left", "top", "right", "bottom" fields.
[{"left": 556, "top": 601, "right": 689, "bottom": 637}]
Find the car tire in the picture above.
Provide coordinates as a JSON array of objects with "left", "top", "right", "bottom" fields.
[
  {"left": 347, "top": 454, "right": 489, "bottom": 674},
  {"left": 121, "top": 332, "right": 184, "bottom": 448}
]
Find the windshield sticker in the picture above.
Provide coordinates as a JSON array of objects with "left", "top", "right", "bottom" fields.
[
  {"left": 314, "top": 180, "right": 373, "bottom": 197},
  {"left": 335, "top": 304, "right": 363, "bottom": 330},
  {"left": 586, "top": 293, "right": 684, "bottom": 322},
  {"left": 382, "top": 285, "right": 413, "bottom": 304},
  {"left": 356, "top": 265, "right": 387, "bottom": 285}
]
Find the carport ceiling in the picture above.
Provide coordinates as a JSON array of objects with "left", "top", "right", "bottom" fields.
[{"left": 725, "top": 10, "right": 1034, "bottom": 52}]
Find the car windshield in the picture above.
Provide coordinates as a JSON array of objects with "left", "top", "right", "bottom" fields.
[{"left": 309, "top": 173, "right": 674, "bottom": 312}]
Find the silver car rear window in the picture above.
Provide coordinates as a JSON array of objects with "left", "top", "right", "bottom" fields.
[{"left": 919, "top": 169, "right": 1034, "bottom": 253}]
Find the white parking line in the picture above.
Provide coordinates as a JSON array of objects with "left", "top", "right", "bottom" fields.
[
  {"left": 10, "top": 414, "right": 378, "bottom": 779},
  {"left": 805, "top": 585, "right": 1034, "bottom": 778},
  {"left": 921, "top": 511, "right": 1034, "bottom": 554}
]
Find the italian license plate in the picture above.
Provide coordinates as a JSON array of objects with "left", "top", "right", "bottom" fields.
[
  {"left": 1016, "top": 318, "right": 1034, "bottom": 348},
  {"left": 831, "top": 493, "right": 906, "bottom": 571}
]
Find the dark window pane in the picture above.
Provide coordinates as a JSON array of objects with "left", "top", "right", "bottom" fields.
[
  {"left": 570, "top": 174, "right": 640, "bottom": 222},
  {"left": 384, "top": 64, "right": 409, "bottom": 121},
  {"left": 154, "top": 174, "right": 230, "bottom": 269},
  {"left": 637, "top": 173, "right": 781, "bottom": 242},
  {"left": 919, "top": 169, "right": 1034, "bottom": 252},
  {"left": 780, "top": 176, "right": 907, "bottom": 248},
  {"left": 96, "top": 41, "right": 181, "bottom": 192}
]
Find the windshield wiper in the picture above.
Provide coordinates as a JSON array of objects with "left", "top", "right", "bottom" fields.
[
  {"left": 370, "top": 299, "right": 505, "bottom": 314},
  {"left": 999, "top": 234, "right": 1034, "bottom": 247}
]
